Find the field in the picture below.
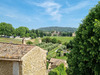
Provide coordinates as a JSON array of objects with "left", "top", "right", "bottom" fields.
[
  {"left": 0, "top": 38, "right": 22, "bottom": 44},
  {"left": 43, "top": 36, "right": 74, "bottom": 43}
]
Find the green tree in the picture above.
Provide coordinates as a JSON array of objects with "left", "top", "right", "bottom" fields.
[
  {"left": 26, "top": 41, "right": 33, "bottom": 45},
  {"left": 67, "top": 2, "right": 100, "bottom": 75},
  {"left": 15, "top": 26, "right": 29, "bottom": 37},
  {"left": 0, "top": 22, "right": 14, "bottom": 36},
  {"left": 42, "top": 37, "right": 51, "bottom": 43},
  {"left": 52, "top": 38, "right": 57, "bottom": 44}
]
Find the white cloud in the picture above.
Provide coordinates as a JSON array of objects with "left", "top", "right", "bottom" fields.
[
  {"left": 63, "top": 1, "right": 89, "bottom": 13},
  {"left": 34, "top": 1, "right": 62, "bottom": 21}
]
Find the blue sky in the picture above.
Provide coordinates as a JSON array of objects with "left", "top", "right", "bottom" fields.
[{"left": 0, "top": 0, "right": 99, "bottom": 29}]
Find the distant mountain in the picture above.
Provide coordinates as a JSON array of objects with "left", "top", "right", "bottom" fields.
[{"left": 38, "top": 27, "right": 77, "bottom": 32}]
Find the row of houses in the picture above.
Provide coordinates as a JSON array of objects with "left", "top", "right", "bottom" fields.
[
  {"left": 0, "top": 35, "right": 31, "bottom": 40},
  {"left": 0, "top": 36, "right": 69, "bottom": 75}
]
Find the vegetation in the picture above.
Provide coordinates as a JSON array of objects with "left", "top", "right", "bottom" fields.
[
  {"left": 38, "top": 26, "right": 77, "bottom": 32},
  {"left": 55, "top": 56, "right": 67, "bottom": 60},
  {"left": 47, "top": 46, "right": 60, "bottom": 59},
  {"left": 67, "top": 2, "right": 100, "bottom": 75},
  {"left": 46, "top": 36, "right": 74, "bottom": 44},
  {"left": 26, "top": 41, "right": 33, "bottom": 45},
  {"left": 0, "top": 22, "right": 14, "bottom": 36},
  {"left": 61, "top": 32, "right": 72, "bottom": 36},
  {"left": 64, "top": 40, "right": 74, "bottom": 49},
  {"left": 36, "top": 42, "right": 59, "bottom": 52},
  {"left": 42, "top": 37, "right": 62, "bottom": 44},
  {"left": 49, "top": 64, "right": 67, "bottom": 75},
  {"left": 0, "top": 22, "right": 45, "bottom": 38},
  {"left": 0, "top": 37, "right": 21, "bottom": 44},
  {"left": 15, "top": 26, "right": 29, "bottom": 37}
]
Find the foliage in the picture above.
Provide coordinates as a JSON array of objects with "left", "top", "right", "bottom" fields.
[
  {"left": 26, "top": 41, "right": 33, "bottom": 45},
  {"left": 52, "top": 38, "right": 57, "bottom": 44},
  {"left": 0, "top": 22, "right": 14, "bottom": 36},
  {"left": 46, "top": 61, "right": 49, "bottom": 69},
  {"left": 15, "top": 26, "right": 29, "bottom": 37},
  {"left": 36, "top": 42, "right": 59, "bottom": 51},
  {"left": 42, "top": 37, "right": 60, "bottom": 44},
  {"left": 67, "top": 2, "right": 100, "bottom": 75},
  {"left": 58, "top": 40, "right": 61, "bottom": 44},
  {"left": 42, "top": 37, "right": 52, "bottom": 43},
  {"left": 49, "top": 64, "right": 67, "bottom": 75},
  {"left": 56, "top": 45, "right": 66, "bottom": 57},
  {"left": 65, "top": 40, "right": 74, "bottom": 49},
  {"left": 46, "top": 36, "right": 74, "bottom": 44},
  {"left": 61, "top": 32, "right": 72, "bottom": 36}
]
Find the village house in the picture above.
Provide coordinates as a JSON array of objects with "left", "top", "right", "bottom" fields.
[
  {"left": 51, "top": 31, "right": 60, "bottom": 36},
  {"left": 48, "top": 58, "right": 68, "bottom": 70},
  {"left": 0, "top": 42, "right": 47, "bottom": 75},
  {"left": 72, "top": 32, "right": 76, "bottom": 37}
]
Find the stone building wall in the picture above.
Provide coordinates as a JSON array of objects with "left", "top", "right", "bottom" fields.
[
  {"left": 0, "top": 61, "right": 13, "bottom": 75},
  {"left": 0, "top": 61, "right": 22, "bottom": 75},
  {"left": 21, "top": 46, "right": 47, "bottom": 75}
]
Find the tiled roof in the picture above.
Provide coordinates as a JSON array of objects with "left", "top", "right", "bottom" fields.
[
  {"left": 0, "top": 42, "right": 35, "bottom": 60},
  {"left": 50, "top": 58, "right": 68, "bottom": 67}
]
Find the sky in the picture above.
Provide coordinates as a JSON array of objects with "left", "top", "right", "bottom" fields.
[{"left": 0, "top": 0, "right": 99, "bottom": 29}]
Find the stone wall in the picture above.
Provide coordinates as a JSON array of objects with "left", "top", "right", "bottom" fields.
[
  {"left": 21, "top": 46, "right": 47, "bottom": 75},
  {"left": 0, "top": 61, "right": 22, "bottom": 75},
  {"left": 0, "top": 61, "right": 13, "bottom": 75}
]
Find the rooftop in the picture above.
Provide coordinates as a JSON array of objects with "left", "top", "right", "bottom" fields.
[
  {"left": 0, "top": 42, "right": 35, "bottom": 60},
  {"left": 50, "top": 58, "right": 67, "bottom": 66}
]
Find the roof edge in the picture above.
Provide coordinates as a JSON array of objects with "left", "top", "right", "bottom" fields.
[{"left": 0, "top": 58, "right": 22, "bottom": 62}]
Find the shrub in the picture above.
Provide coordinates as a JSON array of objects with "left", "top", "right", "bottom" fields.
[
  {"left": 52, "top": 38, "right": 57, "bottom": 44},
  {"left": 26, "top": 41, "right": 33, "bottom": 45},
  {"left": 57, "top": 40, "right": 61, "bottom": 44},
  {"left": 49, "top": 64, "right": 66, "bottom": 75}
]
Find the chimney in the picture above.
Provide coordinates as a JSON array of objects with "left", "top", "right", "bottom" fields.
[{"left": 22, "top": 38, "right": 26, "bottom": 44}]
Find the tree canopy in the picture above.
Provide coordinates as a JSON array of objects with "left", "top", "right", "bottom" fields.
[
  {"left": 15, "top": 26, "right": 29, "bottom": 37},
  {"left": 67, "top": 2, "right": 100, "bottom": 75},
  {"left": 0, "top": 22, "right": 14, "bottom": 36}
]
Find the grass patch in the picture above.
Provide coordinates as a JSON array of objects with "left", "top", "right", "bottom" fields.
[
  {"left": 0, "top": 38, "right": 22, "bottom": 44},
  {"left": 43, "top": 36, "right": 74, "bottom": 43},
  {"left": 32, "top": 38, "right": 39, "bottom": 45},
  {"left": 55, "top": 56, "right": 68, "bottom": 60}
]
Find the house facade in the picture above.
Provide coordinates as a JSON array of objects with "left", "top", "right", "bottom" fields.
[{"left": 0, "top": 42, "right": 47, "bottom": 75}]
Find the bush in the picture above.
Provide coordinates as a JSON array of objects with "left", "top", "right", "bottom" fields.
[
  {"left": 57, "top": 40, "right": 61, "bottom": 44},
  {"left": 49, "top": 64, "right": 66, "bottom": 75},
  {"left": 46, "top": 62, "right": 49, "bottom": 69},
  {"left": 42, "top": 37, "right": 52, "bottom": 43},
  {"left": 52, "top": 38, "right": 57, "bottom": 44},
  {"left": 26, "top": 41, "right": 33, "bottom": 45}
]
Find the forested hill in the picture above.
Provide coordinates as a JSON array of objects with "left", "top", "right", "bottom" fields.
[{"left": 38, "top": 27, "right": 77, "bottom": 32}]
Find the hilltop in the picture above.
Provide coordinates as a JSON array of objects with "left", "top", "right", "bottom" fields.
[{"left": 38, "top": 27, "right": 77, "bottom": 32}]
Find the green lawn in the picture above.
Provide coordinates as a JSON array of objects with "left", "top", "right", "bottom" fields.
[
  {"left": 55, "top": 56, "right": 68, "bottom": 60},
  {"left": 0, "top": 38, "right": 22, "bottom": 44},
  {"left": 32, "top": 38, "right": 39, "bottom": 44},
  {"left": 44, "top": 36, "right": 74, "bottom": 43}
]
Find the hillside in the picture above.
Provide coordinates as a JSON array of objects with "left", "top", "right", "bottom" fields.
[{"left": 38, "top": 27, "right": 77, "bottom": 32}]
